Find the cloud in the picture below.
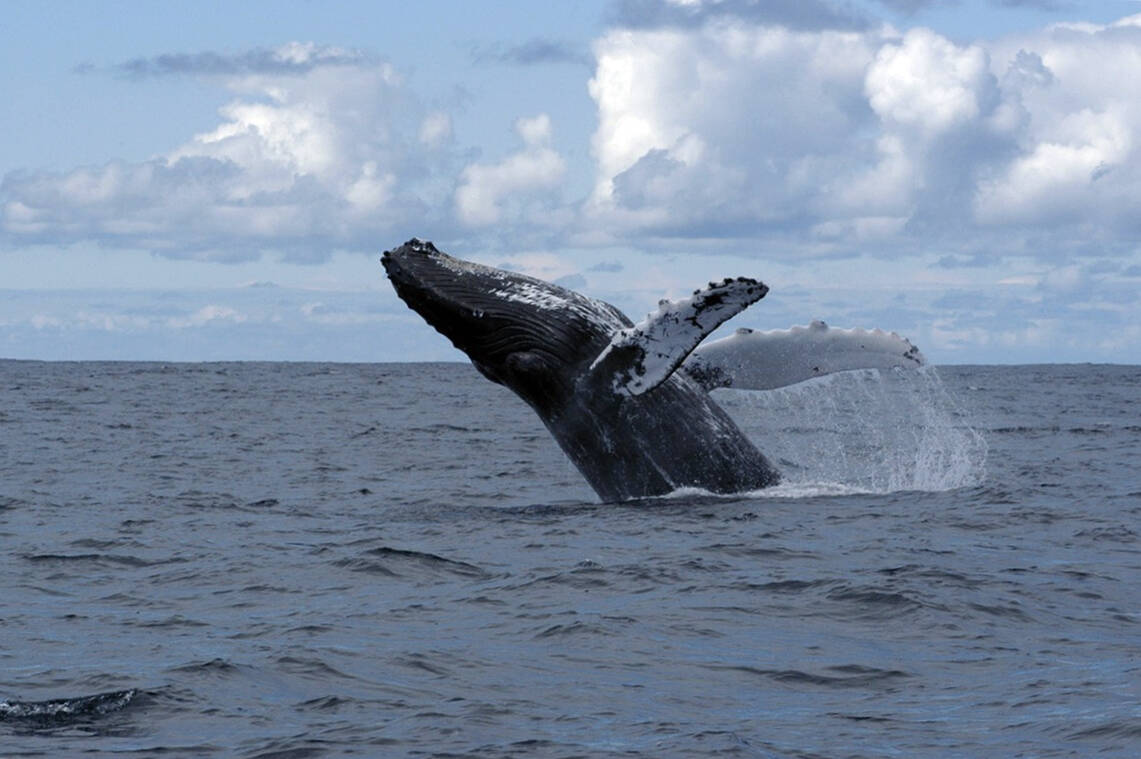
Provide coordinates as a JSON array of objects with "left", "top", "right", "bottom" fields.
[
  {"left": 875, "top": 1, "right": 1070, "bottom": 14},
  {"left": 584, "top": 11, "right": 1141, "bottom": 265},
  {"left": 2, "top": 45, "right": 453, "bottom": 262},
  {"left": 7, "top": 9, "right": 1141, "bottom": 314},
  {"left": 994, "top": 0, "right": 1068, "bottom": 10},
  {"left": 589, "top": 260, "right": 625, "bottom": 272},
  {"left": 167, "top": 304, "right": 248, "bottom": 328},
  {"left": 86, "top": 42, "right": 374, "bottom": 78},
  {"left": 472, "top": 39, "right": 592, "bottom": 67},
  {"left": 586, "top": 22, "right": 883, "bottom": 241},
  {"left": 454, "top": 114, "right": 567, "bottom": 227},
  {"left": 971, "top": 17, "right": 1141, "bottom": 236},
  {"left": 1036, "top": 263, "right": 1088, "bottom": 294},
  {"left": 865, "top": 29, "right": 995, "bottom": 136},
  {"left": 936, "top": 254, "right": 990, "bottom": 269},
  {"left": 608, "top": 0, "right": 871, "bottom": 31},
  {"left": 874, "top": 0, "right": 949, "bottom": 13},
  {"left": 418, "top": 112, "right": 454, "bottom": 147},
  {"left": 0, "top": 284, "right": 441, "bottom": 360},
  {"left": 553, "top": 273, "right": 588, "bottom": 290}
]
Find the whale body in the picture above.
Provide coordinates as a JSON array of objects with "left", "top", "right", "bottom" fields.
[{"left": 382, "top": 239, "right": 781, "bottom": 502}]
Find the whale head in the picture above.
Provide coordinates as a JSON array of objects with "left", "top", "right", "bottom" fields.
[{"left": 382, "top": 239, "right": 630, "bottom": 412}]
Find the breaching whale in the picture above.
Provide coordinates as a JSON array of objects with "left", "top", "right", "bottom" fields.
[
  {"left": 382, "top": 239, "right": 781, "bottom": 502},
  {"left": 383, "top": 239, "right": 926, "bottom": 502}
]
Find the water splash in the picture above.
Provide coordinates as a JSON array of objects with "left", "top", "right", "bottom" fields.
[
  {"left": 0, "top": 689, "right": 137, "bottom": 723},
  {"left": 716, "top": 367, "right": 987, "bottom": 493}
]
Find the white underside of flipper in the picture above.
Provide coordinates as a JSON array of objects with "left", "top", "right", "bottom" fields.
[
  {"left": 591, "top": 278, "right": 769, "bottom": 396},
  {"left": 686, "top": 320, "right": 925, "bottom": 391}
]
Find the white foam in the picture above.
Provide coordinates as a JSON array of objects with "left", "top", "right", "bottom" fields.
[
  {"left": 751, "top": 481, "right": 877, "bottom": 498},
  {"left": 714, "top": 366, "right": 988, "bottom": 494},
  {"left": 644, "top": 480, "right": 874, "bottom": 502}
]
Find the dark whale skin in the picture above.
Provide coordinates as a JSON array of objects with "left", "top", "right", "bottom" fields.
[{"left": 382, "top": 239, "right": 779, "bottom": 502}]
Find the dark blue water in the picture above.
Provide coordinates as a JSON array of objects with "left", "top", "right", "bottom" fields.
[{"left": 1, "top": 361, "right": 1137, "bottom": 757}]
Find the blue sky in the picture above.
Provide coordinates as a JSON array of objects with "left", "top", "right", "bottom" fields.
[{"left": 3, "top": 0, "right": 1140, "bottom": 364}]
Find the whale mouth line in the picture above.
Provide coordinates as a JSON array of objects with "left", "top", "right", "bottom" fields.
[{"left": 384, "top": 246, "right": 524, "bottom": 321}]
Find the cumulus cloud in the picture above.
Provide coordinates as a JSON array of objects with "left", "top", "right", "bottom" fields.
[
  {"left": 972, "top": 16, "right": 1141, "bottom": 235},
  {"left": 584, "top": 10, "right": 1141, "bottom": 262},
  {"left": 865, "top": 29, "right": 995, "bottom": 136},
  {"left": 587, "top": 22, "right": 882, "bottom": 240},
  {"left": 586, "top": 20, "right": 1007, "bottom": 240},
  {"left": 2, "top": 43, "right": 452, "bottom": 262},
  {"left": 455, "top": 114, "right": 567, "bottom": 227},
  {"left": 7, "top": 11, "right": 1141, "bottom": 285}
]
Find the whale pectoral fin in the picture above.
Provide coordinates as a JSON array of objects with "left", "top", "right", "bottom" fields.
[
  {"left": 684, "top": 320, "right": 926, "bottom": 391},
  {"left": 590, "top": 277, "right": 769, "bottom": 396}
]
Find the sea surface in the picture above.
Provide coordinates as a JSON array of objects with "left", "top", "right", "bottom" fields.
[{"left": 0, "top": 360, "right": 1137, "bottom": 758}]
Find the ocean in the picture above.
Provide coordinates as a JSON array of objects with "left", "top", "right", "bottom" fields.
[{"left": 0, "top": 361, "right": 1137, "bottom": 758}]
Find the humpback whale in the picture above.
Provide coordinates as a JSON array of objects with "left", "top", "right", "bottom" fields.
[
  {"left": 383, "top": 239, "right": 781, "bottom": 502},
  {"left": 383, "top": 239, "right": 927, "bottom": 501}
]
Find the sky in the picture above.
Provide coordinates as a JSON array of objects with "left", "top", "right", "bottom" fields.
[{"left": 2, "top": 0, "right": 1141, "bottom": 365}]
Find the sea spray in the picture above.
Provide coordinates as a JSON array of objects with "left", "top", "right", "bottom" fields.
[{"left": 715, "top": 366, "right": 988, "bottom": 493}]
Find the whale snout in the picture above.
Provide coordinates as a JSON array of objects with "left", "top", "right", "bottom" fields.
[
  {"left": 381, "top": 238, "right": 442, "bottom": 287},
  {"left": 382, "top": 239, "right": 469, "bottom": 315},
  {"left": 382, "top": 239, "right": 515, "bottom": 359}
]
